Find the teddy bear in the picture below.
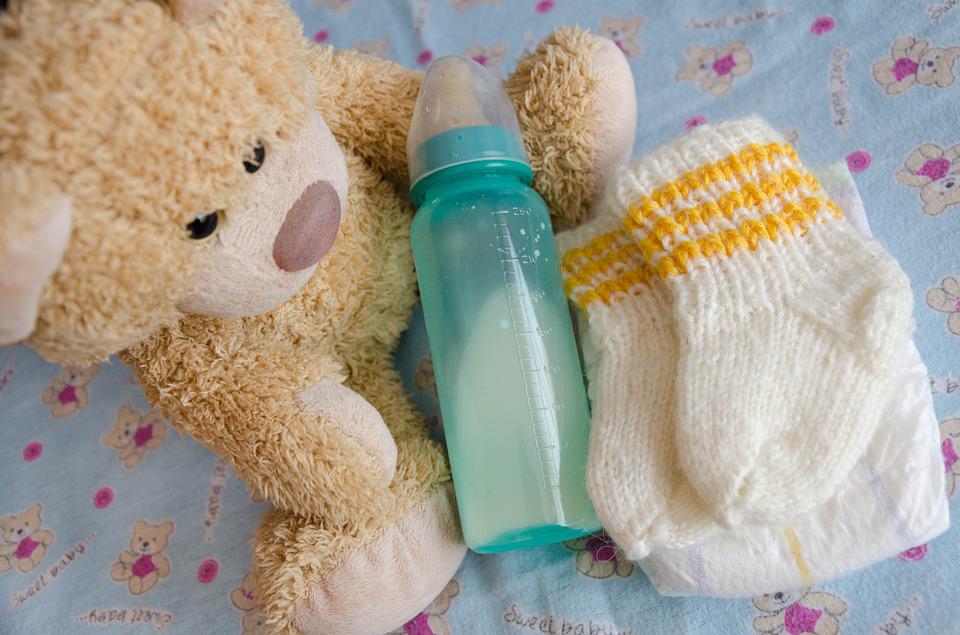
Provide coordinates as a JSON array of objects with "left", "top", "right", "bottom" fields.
[
  {"left": 109, "top": 519, "right": 173, "bottom": 595},
  {"left": 895, "top": 143, "right": 960, "bottom": 216},
  {"left": 101, "top": 405, "right": 168, "bottom": 469},
  {"left": 231, "top": 570, "right": 264, "bottom": 635},
  {"left": 0, "top": 0, "right": 635, "bottom": 632},
  {"left": 752, "top": 588, "right": 848, "bottom": 635},
  {"left": 676, "top": 40, "right": 753, "bottom": 96},
  {"left": 873, "top": 36, "right": 960, "bottom": 95},
  {"left": 40, "top": 364, "right": 99, "bottom": 419},
  {"left": 599, "top": 16, "right": 645, "bottom": 58},
  {"left": 0, "top": 503, "right": 55, "bottom": 574},
  {"left": 941, "top": 417, "right": 960, "bottom": 498},
  {"left": 927, "top": 275, "right": 960, "bottom": 336}
]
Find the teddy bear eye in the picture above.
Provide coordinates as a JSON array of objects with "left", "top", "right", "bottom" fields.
[
  {"left": 243, "top": 141, "right": 265, "bottom": 174},
  {"left": 927, "top": 61, "right": 935, "bottom": 67},
  {"left": 186, "top": 211, "right": 220, "bottom": 240}
]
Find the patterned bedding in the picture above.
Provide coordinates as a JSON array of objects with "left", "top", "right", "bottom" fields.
[{"left": 2, "top": 1, "right": 960, "bottom": 633}]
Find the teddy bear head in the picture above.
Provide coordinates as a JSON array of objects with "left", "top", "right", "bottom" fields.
[
  {"left": 920, "top": 173, "right": 960, "bottom": 215},
  {"left": 676, "top": 45, "right": 717, "bottom": 81},
  {"left": 752, "top": 588, "right": 809, "bottom": 613},
  {"left": 0, "top": 503, "right": 43, "bottom": 544},
  {"left": 128, "top": 519, "right": 174, "bottom": 555},
  {"left": 599, "top": 16, "right": 644, "bottom": 42},
  {"left": 1, "top": 0, "right": 348, "bottom": 364},
  {"left": 916, "top": 45, "right": 960, "bottom": 87},
  {"left": 59, "top": 364, "right": 100, "bottom": 387},
  {"left": 101, "top": 405, "right": 157, "bottom": 448}
]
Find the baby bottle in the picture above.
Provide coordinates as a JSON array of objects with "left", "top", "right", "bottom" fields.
[{"left": 407, "top": 56, "right": 599, "bottom": 553}]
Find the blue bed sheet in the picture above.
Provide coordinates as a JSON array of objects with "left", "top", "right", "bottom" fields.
[{"left": 2, "top": 1, "right": 959, "bottom": 633}]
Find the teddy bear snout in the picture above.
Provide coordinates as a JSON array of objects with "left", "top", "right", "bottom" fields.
[{"left": 272, "top": 180, "right": 342, "bottom": 272}]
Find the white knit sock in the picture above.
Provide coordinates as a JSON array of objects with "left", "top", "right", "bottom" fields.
[
  {"left": 615, "top": 117, "right": 914, "bottom": 527},
  {"left": 558, "top": 212, "right": 714, "bottom": 560}
]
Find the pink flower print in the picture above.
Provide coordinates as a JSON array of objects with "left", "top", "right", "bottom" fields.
[
  {"left": 943, "top": 437, "right": 959, "bottom": 473},
  {"left": 564, "top": 531, "right": 634, "bottom": 578},
  {"left": 22, "top": 441, "right": 43, "bottom": 462},
  {"left": 892, "top": 57, "right": 919, "bottom": 82},
  {"left": 846, "top": 150, "right": 871, "bottom": 172},
  {"left": 784, "top": 603, "right": 823, "bottom": 635},
  {"left": 197, "top": 559, "right": 219, "bottom": 583},
  {"left": 810, "top": 16, "right": 835, "bottom": 36},
  {"left": 314, "top": 29, "right": 330, "bottom": 44},
  {"left": 684, "top": 115, "right": 707, "bottom": 132},
  {"left": 586, "top": 533, "right": 617, "bottom": 562},
  {"left": 93, "top": 487, "right": 114, "bottom": 509},
  {"left": 417, "top": 49, "right": 433, "bottom": 65},
  {"left": 918, "top": 157, "right": 951, "bottom": 181},
  {"left": 712, "top": 53, "right": 736, "bottom": 76},
  {"left": 900, "top": 544, "right": 928, "bottom": 561},
  {"left": 535, "top": 0, "right": 554, "bottom": 13}
]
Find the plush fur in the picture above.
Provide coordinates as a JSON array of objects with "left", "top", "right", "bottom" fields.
[{"left": 0, "top": 1, "right": 635, "bottom": 631}]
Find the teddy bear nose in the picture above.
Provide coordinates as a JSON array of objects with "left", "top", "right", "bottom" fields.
[
  {"left": 272, "top": 181, "right": 341, "bottom": 272},
  {"left": 142, "top": 541, "right": 149, "bottom": 548}
]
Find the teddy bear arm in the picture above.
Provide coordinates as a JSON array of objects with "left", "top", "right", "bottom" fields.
[
  {"left": 154, "top": 554, "right": 171, "bottom": 577},
  {"left": 313, "top": 47, "right": 422, "bottom": 188},
  {"left": 0, "top": 544, "right": 16, "bottom": 556},
  {"left": 895, "top": 168, "right": 929, "bottom": 187},
  {"left": 504, "top": 28, "right": 636, "bottom": 231},
  {"left": 124, "top": 337, "right": 394, "bottom": 523},
  {"left": 118, "top": 550, "right": 138, "bottom": 565},
  {"left": 804, "top": 592, "right": 847, "bottom": 615},
  {"left": 33, "top": 529, "right": 54, "bottom": 546}
]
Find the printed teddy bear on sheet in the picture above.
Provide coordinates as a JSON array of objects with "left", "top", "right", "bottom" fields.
[
  {"left": 390, "top": 579, "right": 460, "bottom": 635},
  {"left": 463, "top": 43, "right": 509, "bottom": 72},
  {"left": 895, "top": 143, "right": 960, "bottom": 216},
  {"left": 231, "top": 570, "right": 264, "bottom": 635},
  {"left": 676, "top": 40, "right": 753, "bottom": 96},
  {"left": 109, "top": 520, "right": 173, "bottom": 595},
  {"left": 0, "top": 503, "right": 55, "bottom": 575},
  {"left": 927, "top": 275, "right": 960, "bottom": 336},
  {"left": 873, "top": 36, "right": 960, "bottom": 95},
  {"left": 41, "top": 364, "right": 99, "bottom": 418},
  {"left": 941, "top": 418, "right": 960, "bottom": 498},
  {"left": 101, "top": 405, "right": 168, "bottom": 468},
  {"left": 752, "top": 588, "right": 847, "bottom": 635},
  {"left": 599, "top": 17, "right": 645, "bottom": 58}
]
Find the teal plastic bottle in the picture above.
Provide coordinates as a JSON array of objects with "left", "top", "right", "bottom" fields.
[{"left": 407, "top": 56, "right": 599, "bottom": 553}]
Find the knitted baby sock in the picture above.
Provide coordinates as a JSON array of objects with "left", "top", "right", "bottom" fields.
[
  {"left": 615, "top": 117, "right": 914, "bottom": 527},
  {"left": 558, "top": 210, "right": 714, "bottom": 560}
]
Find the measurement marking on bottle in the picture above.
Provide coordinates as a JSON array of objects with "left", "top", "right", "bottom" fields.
[{"left": 494, "top": 210, "right": 562, "bottom": 490}]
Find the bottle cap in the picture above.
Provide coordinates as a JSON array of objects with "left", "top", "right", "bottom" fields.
[{"left": 407, "top": 56, "right": 530, "bottom": 203}]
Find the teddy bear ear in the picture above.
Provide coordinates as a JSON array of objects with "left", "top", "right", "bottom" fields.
[
  {"left": 166, "top": 0, "right": 226, "bottom": 26},
  {"left": 0, "top": 176, "right": 73, "bottom": 347},
  {"left": 27, "top": 502, "right": 42, "bottom": 518},
  {"left": 159, "top": 521, "right": 174, "bottom": 535}
]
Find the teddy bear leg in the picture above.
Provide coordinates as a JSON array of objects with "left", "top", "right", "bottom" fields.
[
  {"left": 0, "top": 555, "right": 12, "bottom": 573},
  {"left": 129, "top": 575, "right": 144, "bottom": 595},
  {"left": 252, "top": 479, "right": 465, "bottom": 635},
  {"left": 29, "top": 545, "right": 46, "bottom": 568},
  {"left": 505, "top": 28, "right": 637, "bottom": 231}
]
